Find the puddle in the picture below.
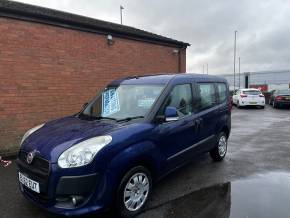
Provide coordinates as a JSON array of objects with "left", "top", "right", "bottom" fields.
[{"left": 146, "top": 172, "right": 290, "bottom": 218}]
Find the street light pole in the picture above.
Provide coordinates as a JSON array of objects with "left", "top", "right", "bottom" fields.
[
  {"left": 120, "top": 5, "right": 124, "bottom": 25},
  {"left": 233, "top": 30, "right": 237, "bottom": 91},
  {"left": 238, "top": 57, "right": 241, "bottom": 89},
  {"left": 203, "top": 64, "right": 205, "bottom": 74},
  {"left": 206, "top": 63, "right": 208, "bottom": 74}
]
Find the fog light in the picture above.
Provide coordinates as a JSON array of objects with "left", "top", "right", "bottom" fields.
[{"left": 71, "top": 195, "right": 84, "bottom": 206}]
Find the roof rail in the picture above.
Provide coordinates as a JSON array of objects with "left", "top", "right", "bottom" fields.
[{"left": 123, "top": 73, "right": 173, "bottom": 80}]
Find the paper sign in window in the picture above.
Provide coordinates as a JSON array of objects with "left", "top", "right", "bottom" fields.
[
  {"left": 137, "top": 99, "right": 155, "bottom": 108},
  {"left": 102, "top": 89, "right": 120, "bottom": 116}
]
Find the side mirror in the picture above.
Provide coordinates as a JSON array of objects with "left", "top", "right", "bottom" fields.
[{"left": 165, "top": 106, "right": 179, "bottom": 122}]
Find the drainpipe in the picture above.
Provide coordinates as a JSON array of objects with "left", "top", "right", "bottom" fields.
[{"left": 178, "top": 50, "right": 181, "bottom": 72}]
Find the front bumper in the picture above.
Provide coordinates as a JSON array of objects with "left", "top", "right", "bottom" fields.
[
  {"left": 20, "top": 185, "right": 104, "bottom": 216},
  {"left": 16, "top": 151, "right": 107, "bottom": 216}
]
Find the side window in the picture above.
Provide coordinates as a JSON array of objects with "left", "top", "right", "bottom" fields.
[
  {"left": 196, "top": 83, "right": 216, "bottom": 110},
  {"left": 161, "top": 84, "right": 193, "bottom": 118},
  {"left": 217, "top": 83, "right": 227, "bottom": 103}
]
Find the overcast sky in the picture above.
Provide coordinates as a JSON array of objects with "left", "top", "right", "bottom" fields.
[{"left": 16, "top": 0, "right": 290, "bottom": 75}]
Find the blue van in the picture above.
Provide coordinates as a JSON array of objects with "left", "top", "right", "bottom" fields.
[{"left": 17, "top": 74, "right": 231, "bottom": 217}]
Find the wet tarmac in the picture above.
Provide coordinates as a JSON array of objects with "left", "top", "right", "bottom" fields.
[{"left": 140, "top": 172, "right": 290, "bottom": 218}]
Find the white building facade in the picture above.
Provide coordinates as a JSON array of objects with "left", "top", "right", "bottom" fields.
[{"left": 220, "top": 70, "right": 290, "bottom": 91}]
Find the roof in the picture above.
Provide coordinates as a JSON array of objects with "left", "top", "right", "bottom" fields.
[
  {"left": 0, "top": 1, "right": 190, "bottom": 48},
  {"left": 108, "top": 73, "right": 227, "bottom": 86},
  {"left": 240, "top": 88, "right": 260, "bottom": 91}
]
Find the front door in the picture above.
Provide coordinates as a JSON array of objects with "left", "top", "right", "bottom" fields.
[{"left": 155, "top": 83, "right": 201, "bottom": 170}]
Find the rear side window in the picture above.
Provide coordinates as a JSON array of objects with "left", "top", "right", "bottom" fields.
[
  {"left": 243, "top": 90, "right": 261, "bottom": 95},
  {"left": 196, "top": 83, "right": 216, "bottom": 110},
  {"left": 217, "top": 83, "right": 227, "bottom": 103},
  {"left": 161, "top": 84, "right": 193, "bottom": 117}
]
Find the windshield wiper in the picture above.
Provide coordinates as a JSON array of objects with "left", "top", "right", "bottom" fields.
[
  {"left": 78, "top": 114, "right": 117, "bottom": 121},
  {"left": 93, "top": 116, "right": 118, "bottom": 121},
  {"left": 117, "top": 116, "right": 144, "bottom": 122}
]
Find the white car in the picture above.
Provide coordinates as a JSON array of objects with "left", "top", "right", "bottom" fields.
[{"left": 232, "top": 88, "right": 265, "bottom": 108}]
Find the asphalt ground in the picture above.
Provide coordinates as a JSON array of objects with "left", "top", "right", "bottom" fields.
[{"left": 0, "top": 105, "right": 289, "bottom": 218}]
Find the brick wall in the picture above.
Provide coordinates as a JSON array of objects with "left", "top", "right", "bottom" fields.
[{"left": 0, "top": 17, "right": 186, "bottom": 151}]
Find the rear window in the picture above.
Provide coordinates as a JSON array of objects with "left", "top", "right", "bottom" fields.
[{"left": 243, "top": 90, "right": 261, "bottom": 95}]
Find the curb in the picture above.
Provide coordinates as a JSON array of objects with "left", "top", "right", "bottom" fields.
[{"left": 0, "top": 150, "right": 18, "bottom": 159}]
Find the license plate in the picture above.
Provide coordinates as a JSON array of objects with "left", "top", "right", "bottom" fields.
[
  {"left": 249, "top": 102, "right": 257, "bottom": 104},
  {"left": 19, "top": 172, "right": 40, "bottom": 193}
]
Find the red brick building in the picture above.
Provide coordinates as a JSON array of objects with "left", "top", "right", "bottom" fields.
[{"left": 0, "top": 1, "right": 189, "bottom": 153}]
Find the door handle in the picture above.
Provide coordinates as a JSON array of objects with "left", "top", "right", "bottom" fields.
[
  {"left": 193, "top": 118, "right": 202, "bottom": 131},
  {"left": 197, "top": 118, "right": 203, "bottom": 129}
]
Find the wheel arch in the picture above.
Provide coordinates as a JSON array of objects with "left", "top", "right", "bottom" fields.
[
  {"left": 107, "top": 140, "right": 163, "bottom": 189},
  {"left": 220, "top": 125, "right": 230, "bottom": 138}
]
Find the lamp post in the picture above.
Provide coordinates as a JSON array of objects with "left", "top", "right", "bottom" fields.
[
  {"left": 238, "top": 57, "right": 241, "bottom": 89},
  {"left": 206, "top": 63, "right": 208, "bottom": 74},
  {"left": 203, "top": 64, "right": 205, "bottom": 74},
  {"left": 233, "top": 30, "right": 238, "bottom": 91},
  {"left": 120, "top": 5, "right": 124, "bottom": 25}
]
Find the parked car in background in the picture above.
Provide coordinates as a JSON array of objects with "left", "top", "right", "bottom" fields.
[
  {"left": 17, "top": 74, "right": 231, "bottom": 218},
  {"left": 232, "top": 88, "right": 265, "bottom": 109},
  {"left": 270, "top": 89, "right": 290, "bottom": 108}
]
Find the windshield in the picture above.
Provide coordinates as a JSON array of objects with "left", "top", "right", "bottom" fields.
[
  {"left": 243, "top": 90, "right": 261, "bottom": 95},
  {"left": 278, "top": 89, "right": 290, "bottom": 95},
  {"left": 82, "top": 84, "right": 165, "bottom": 120}
]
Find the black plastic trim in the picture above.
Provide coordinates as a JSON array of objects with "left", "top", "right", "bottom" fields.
[{"left": 56, "top": 173, "right": 98, "bottom": 196}]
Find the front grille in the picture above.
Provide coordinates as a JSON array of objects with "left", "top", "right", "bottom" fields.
[
  {"left": 18, "top": 150, "right": 50, "bottom": 174},
  {"left": 17, "top": 150, "right": 51, "bottom": 198}
]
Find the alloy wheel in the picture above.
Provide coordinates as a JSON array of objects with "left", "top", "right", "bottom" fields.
[
  {"left": 218, "top": 135, "right": 227, "bottom": 157},
  {"left": 123, "top": 172, "right": 150, "bottom": 212}
]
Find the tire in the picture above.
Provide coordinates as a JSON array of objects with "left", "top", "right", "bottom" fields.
[
  {"left": 210, "top": 132, "right": 228, "bottom": 161},
  {"left": 234, "top": 100, "right": 238, "bottom": 107},
  {"left": 117, "top": 166, "right": 152, "bottom": 218}
]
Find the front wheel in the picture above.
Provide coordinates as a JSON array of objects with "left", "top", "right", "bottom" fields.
[
  {"left": 117, "top": 166, "right": 152, "bottom": 218},
  {"left": 210, "top": 132, "right": 228, "bottom": 161}
]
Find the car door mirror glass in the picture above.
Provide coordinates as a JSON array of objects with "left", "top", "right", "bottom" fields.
[{"left": 165, "top": 106, "right": 179, "bottom": 122}]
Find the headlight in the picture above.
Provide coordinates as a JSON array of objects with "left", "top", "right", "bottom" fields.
[
  {"left": 58, "top": 135, "right": 112, "bottom": 168},
  {"left": 20, "top": 124, "right": 44, "bottom": 145}
]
